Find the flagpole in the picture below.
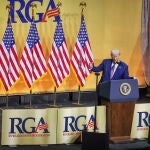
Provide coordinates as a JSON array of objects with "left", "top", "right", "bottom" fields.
[
  {"left": 78, "top": 2, "right": 86, "bottom": 105},
  {"left": 6, "top": 93, "right": 9, "bottom": 108},
  {"left": 5, "top": 4, "right": 10, "bottom": 109},
  {"left": 49, "top": 86, "right": 59, "bottom": 107},
  {"left": 29, "top": 89, "right": 32, "bottom": 108},
  {"left": 77, "top": 85, "right": 81, "bottom": 104},
  {"left": 53, "top": 86, "right": 57, "bottom": 106},
  {"left": 24, "top": 89, "right": 32, "bottom": 109},
  {"left": 53, "top": 2, "right": 61, "bottom": 107},
  {"left": 72, "top": 2, "right": 87, "bottom": 106},
  {"left": 4, "top": 4, "right": 13, "bottom": 109},
  {"left": 48, "top": 1, "right": 62, "bottom": 108},
  {"left": 72, "top": 85, "right": 84, "bottom": 105},
  {"left": 25, "top": 3, "right": 37, "bottom": 109}
]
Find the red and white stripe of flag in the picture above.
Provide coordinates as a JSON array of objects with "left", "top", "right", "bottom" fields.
[
  {"left": 71, "top": 39, "right": 93, "bottom": 86},
  {"left": 48, "top": 41, "right": 70, "bottom": 87},
  {"left": 20, "top": 41, "right": 47, "bottom": 88},
  {"left": 0, "top": 42, "right": 19, "bottom": 91}
]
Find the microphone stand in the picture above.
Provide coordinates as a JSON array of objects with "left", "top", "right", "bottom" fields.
[
  {"left": 95, "top": 73, "right": 100, "bottom": 86},
  {"left": 94, "top": 72, "right": 100, "bottom": 132}
]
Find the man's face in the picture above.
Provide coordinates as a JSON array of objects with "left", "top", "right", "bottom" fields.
[{"left": 111, "top": 53, "right": 120, "bottom": 63}]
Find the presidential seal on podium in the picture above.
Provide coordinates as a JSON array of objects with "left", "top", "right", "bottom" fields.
[{"left": 120, "top": 82, "right": 131, "bottom": 96}]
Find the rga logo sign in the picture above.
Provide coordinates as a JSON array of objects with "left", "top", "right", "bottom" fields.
[
  {"left": 63, "top": 114, "right": 98, "bottom": 136},
  {"left": 9, "top": 117, "right": 50, "bottom": 137},
  {"left": 136, "top": 111, "right": 150, "bottom": 131},
  {"left": 8, "top": 0, "right": 60, "bottom": 23}
]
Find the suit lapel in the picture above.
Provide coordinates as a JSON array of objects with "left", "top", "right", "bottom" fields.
[{"left": 108, "top": 60, "right": 112, "bottom": 79}]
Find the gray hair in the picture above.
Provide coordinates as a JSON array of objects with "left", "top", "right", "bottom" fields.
[{"left": 111, "top": 49, "right": 120, "bottom": 55}]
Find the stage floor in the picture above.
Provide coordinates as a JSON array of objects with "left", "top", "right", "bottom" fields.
[{"left": 0, "top": 140, "right": 150, "bottom": 150}]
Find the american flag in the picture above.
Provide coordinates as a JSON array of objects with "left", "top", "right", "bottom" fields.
[
  {"left": 0, "top": 18, "right": 20, "bottom": 91},
  {"left": 20, "top": 21, "right": 47, "bottom": 88},
  {"left": 71, "top": 15, "right": 94, "bottom": 86},
  {"left": 48, "top": 21, "right": 70, "bottom": 87}
]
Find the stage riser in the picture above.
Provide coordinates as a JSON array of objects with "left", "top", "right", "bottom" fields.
[{"left": 0, "top": 92, "right": 97, "bottom": 107}]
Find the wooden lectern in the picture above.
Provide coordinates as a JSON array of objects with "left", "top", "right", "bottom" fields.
[{"left": 99, "top": 79, "right": 139, "bottom": 143}]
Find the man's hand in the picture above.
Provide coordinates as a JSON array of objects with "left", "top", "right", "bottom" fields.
[{"left": 89, "top": 62, "right": 94, "bottom": 70}]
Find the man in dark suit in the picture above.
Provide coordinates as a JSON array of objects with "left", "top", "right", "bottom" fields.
[{"left": 90, "top": 49, "right": 133, "bottom": 105}]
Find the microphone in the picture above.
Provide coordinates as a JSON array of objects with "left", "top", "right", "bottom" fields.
[{"left": 116, "top": 61, "right": 121, "bottom": 65}]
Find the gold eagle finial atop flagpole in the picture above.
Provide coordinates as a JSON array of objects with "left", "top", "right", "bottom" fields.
[
  {"left": 30, "top": 3, "right": 37, "bottom": 20},
  {"left": 56, "top": 1, "right": 62, "bottom": 16},
  {"left": 6, "top": 4, "right": 13, "bottom": 12},
  {"left": 6, "top": 4, "right": 13, "bottom": 21},
  {"left": 80, "top": 1, "right": 86, "bottom": 15},
  {"left": 57, "top": 1, "right": 62, "bottom": 8}
]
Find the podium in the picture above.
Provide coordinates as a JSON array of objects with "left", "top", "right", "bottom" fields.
[{"left": 99, "top": 79, "right": 139, "bottom": 142}]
